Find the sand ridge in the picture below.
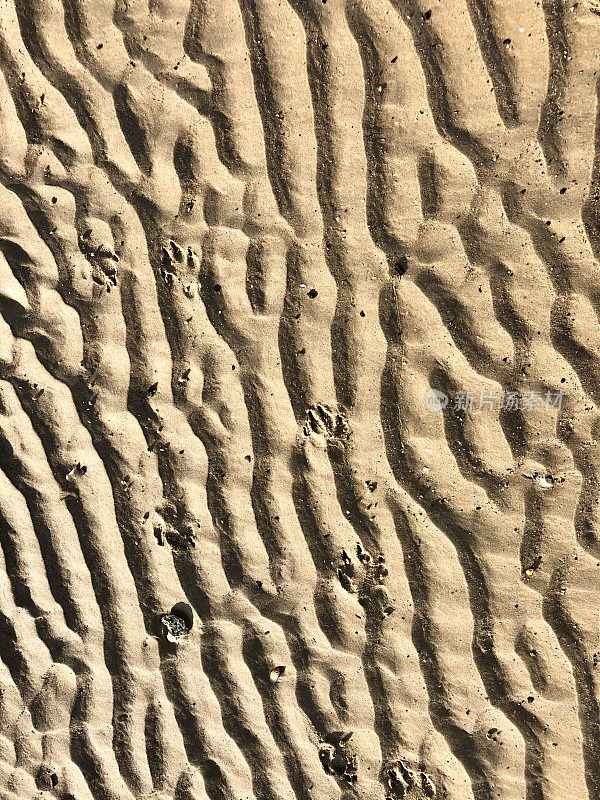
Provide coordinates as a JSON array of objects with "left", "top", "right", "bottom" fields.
[{"left": 0, "top": 0, "right": 599, "bottom": 798}]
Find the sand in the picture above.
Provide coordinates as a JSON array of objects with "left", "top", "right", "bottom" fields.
[{"left": 0, "top": 0, "right": 599, "bottom": 798}]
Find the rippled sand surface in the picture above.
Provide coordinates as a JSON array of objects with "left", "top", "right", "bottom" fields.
[{"left": 1, "top": 1, "right": 600, "bottom": 798}]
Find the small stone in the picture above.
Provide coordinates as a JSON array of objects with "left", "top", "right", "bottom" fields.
[
  {"left": 161, "top": 614, "right": 188, "bottom": 642},
  {"left": 161, "top": 603, "right": 193, "bottom": 643}
]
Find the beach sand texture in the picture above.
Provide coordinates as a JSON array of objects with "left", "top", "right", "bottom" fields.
[{"left": 0, "top": 0, "right": 600, "bottom": 798}]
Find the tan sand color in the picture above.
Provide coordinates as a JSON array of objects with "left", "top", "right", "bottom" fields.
[{"left": 0, "top": 0, "right": 600, "bottom": 798}]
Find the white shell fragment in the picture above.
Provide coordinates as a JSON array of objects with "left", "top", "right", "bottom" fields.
[{"left": 269, "top": 665, "right": 286, "bottom": 683}]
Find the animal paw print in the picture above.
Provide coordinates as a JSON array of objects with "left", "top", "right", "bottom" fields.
[
  {"left": 383, "top": 758, "right": 436, "bottom": 798},
  {"left": 80, "top": 229, "right": 119, "bottom": 288},
  {"left": 161, "top": 239, "right": 201, "bottom": 293},
  {"left": 337, "top": 549, "right": 359, "bottom": 594},
  {"left": 303, "top": 404, "right": 349, "bottom": 442},
  {"left": 336, "top": 544, "right": 394, "bottom": 618},
  {"left": 152, "top": 503, "right": 197, "bottom": 550},
  {"left": 318, "top": 731, "right": 358, "bottom": 784}
]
